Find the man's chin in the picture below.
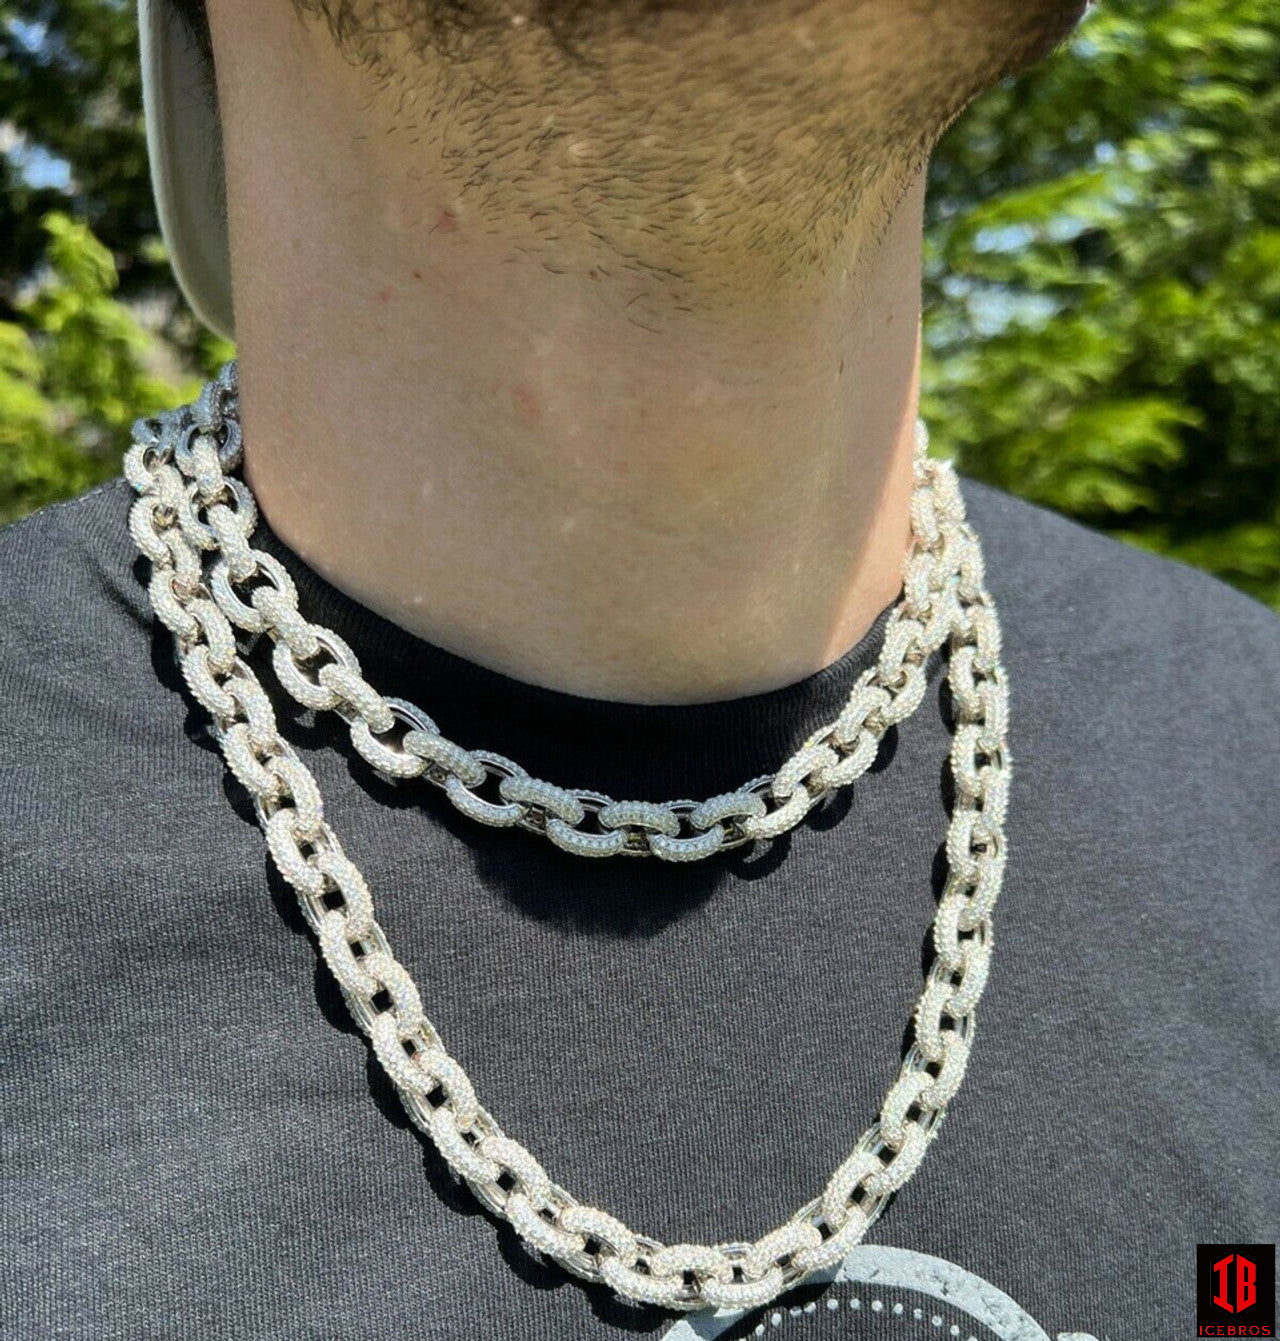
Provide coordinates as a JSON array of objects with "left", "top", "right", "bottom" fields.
[{"left": 998, "top": 0, "right": 1091, "bottom": 74}]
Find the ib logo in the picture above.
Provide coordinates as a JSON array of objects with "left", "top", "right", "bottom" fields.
[{"left": 1197, "top": 1244, "right": 1275, "bottom": 1337}]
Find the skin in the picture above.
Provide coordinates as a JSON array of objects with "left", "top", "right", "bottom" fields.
[{"left": 203, "top": 0, "right": 1089, "bottom": 703}]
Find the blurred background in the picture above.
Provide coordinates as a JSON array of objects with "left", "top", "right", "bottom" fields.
[{"left": 1, "top": 0, "right": 1277, "bottom": 609}]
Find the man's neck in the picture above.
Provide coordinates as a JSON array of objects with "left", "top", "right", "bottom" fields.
[
  {"left": 223, "top": 26, "right": 926, "bottom": 705},
  {"left": 236, "top": 191, "right": 926, "bottom": 704}
]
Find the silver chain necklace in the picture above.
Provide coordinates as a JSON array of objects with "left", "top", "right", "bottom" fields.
[{"left": 124, "top": 361, "right": 1011, "bottom": 1314}]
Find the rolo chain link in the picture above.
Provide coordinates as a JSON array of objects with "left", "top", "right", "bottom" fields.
[
  {"left": 130, "top": 362, "right": 994, "bottom": 863},
  {"left": 123, "top": 360, "right": 1011, "bottom": 1314}
]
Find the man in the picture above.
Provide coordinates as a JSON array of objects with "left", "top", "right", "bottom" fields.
[{"left": 1, "top": 1, "right": 1274, "bottom": 1337}]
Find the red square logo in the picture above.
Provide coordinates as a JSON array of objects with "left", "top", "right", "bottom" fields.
[{"left": 1197, "top": 1244, "right": 1275, "bottom": 1335}]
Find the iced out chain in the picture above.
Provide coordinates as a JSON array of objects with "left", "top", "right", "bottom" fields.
[
  {"left": 128, "top": 362, "right": 999, "bottom": 862},
  {"left": 124, "top": 361, "right": 1011, "bottom": 1313}
]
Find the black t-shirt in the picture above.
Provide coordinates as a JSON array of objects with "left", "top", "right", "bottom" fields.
[{"left": 1, "top": 473, "right": 1276, "bottom": 1339}]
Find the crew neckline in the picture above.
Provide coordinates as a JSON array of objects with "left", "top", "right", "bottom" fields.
[{"left": 251, "top": 510, "right": 918, "bottom": 801}]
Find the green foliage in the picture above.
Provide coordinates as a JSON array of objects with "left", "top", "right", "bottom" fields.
[
  {"left": 923, "top": 0, "right": 1280, "bottom": 608},
  {"left": 2, "top": 1, "right": 157, "bottom": 313},
  {"left": 0, "top": 210, "right": 205, "bottom": 524},
  {"left": 0, "top": 1, "right": 233, "bottom": 525},
  {"left": 0, "top": 0, "right": 215, "bottom": 355},
  {"left": 1, "top": 0, "right": 1278, "bottom": 610}
]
